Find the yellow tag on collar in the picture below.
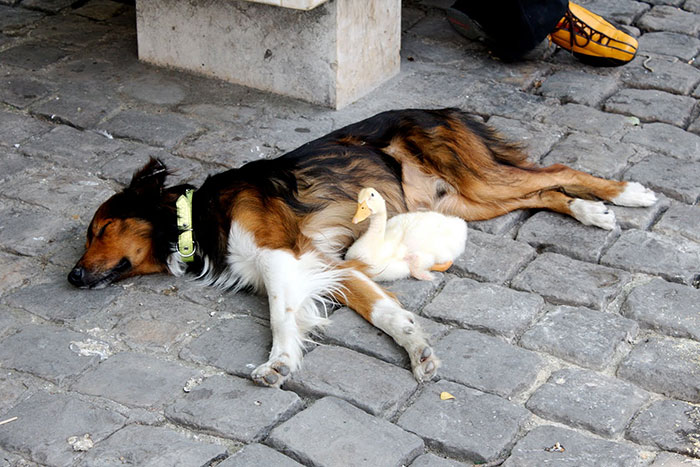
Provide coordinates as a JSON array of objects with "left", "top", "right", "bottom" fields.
[{"left": 176, "top": 189, "right": 195, "bottom": 262}]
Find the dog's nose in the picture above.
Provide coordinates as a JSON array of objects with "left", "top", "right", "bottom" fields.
[{"left": 68, "top": 266, "right": 85, "bottom": 287}]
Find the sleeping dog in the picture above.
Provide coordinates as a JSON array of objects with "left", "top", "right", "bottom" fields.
[{"left": 68, "top": 108, "right": 656, "bottom": 387}]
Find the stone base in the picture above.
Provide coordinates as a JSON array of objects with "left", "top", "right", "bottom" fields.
[{"left": 135, "top": 0, "right": 401, "bottom": 109}]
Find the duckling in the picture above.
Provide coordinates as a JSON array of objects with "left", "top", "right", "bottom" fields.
[{"left": 345, "top": 187, "right": 468, "bottom": 281}]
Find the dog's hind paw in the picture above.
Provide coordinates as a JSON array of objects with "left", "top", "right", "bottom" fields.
[
  {"left": 570, "top": 199, "right": 617, "bottom": 230},
  {"left": 612, "top": 182, "right": 657, "bottom": 207},
  {"left": 251, "top": 360, "right": 291, "bottom": 388}
]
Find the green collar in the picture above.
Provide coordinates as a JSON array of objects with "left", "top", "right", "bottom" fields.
[{"left": 175, "top": 189, "right": 195, "bottom": 263}]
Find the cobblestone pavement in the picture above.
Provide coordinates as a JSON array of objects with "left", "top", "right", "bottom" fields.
[{"left": 1, "top": 0, "right": 699, "bottom": 465}]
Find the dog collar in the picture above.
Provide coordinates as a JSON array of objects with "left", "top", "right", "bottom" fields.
[{"left": 176, "top": 189, "right": 195, "bottom": 262}]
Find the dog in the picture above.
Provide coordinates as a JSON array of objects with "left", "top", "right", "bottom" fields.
[{"left": 68, "top": 108, "right": 656, "bottom": 387}]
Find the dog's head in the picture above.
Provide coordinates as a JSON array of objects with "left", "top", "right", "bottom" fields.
[{"left": 68, "top": 158, "right": 176, "bottom": 289}]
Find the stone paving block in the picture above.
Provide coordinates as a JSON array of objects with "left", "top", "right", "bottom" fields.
[
  {"left": 516, "top": 211, "right": 619, "bottom": 262},
  {"left": 611, "top": 192, "right": 671, "bottom": 231},
  {"left": 72, "top": 351, "right": 197, "bottom": 408},
  {"left": 621, "top": 55, "right": 700, "bottom": 95},
  {"left": 627, "top": 399, "right": 700, "bottom": 458},
  {"left": 537, "top": 70, "right": 619, "bottom": 106},
  {"left": 119, "top": 71, "right": 188, "bottom": 106},
  {"left": 3, "top": 273, "right": 120, "bottom": 323},
  {"left": 486, "top": 116, "right": 563, "bottom": 162},
  {"left": 285, "top": 345, "right": 417, "bottom": 417},
  {"left": 175, "top": 128, "right": 279, "bottom": 168},
  {"left": 457, "top": 77, "right": 552, "bottom": 122},
  {"left": 0, "top": 43, "right": 66, "bottom": 70},
  {"left": 0, "top": 199, "right": 81, "bottom": 259},
  {"left": 651, "top": 452, "right": 700, "bottom": 466},
  {"left": 0, "top": 149, "right": 30, "bottom": 184},
  {"left": 398, "top": 380, "right": 530, "bottom": 463},
  {"left": 526, "top": 368, "right": 648, "bottom": 438},
  {"left": 0, "top": 447, "right": 25, "bottom": 466},
  {"left": 1, "top": 164, "right": 116, "bottom": 219},
  {"left": 21, "top": 0, "right": 80, "bottom": 14},
  {"left": 0, "top": 324, "right": 101, "bottom": 385},
  {"left": 520, "top": 305, "right": 638, "bottom": 370},
  {"left": 27, "top": 13, "right": 112, "bottom": 46},
  {"left": 0, "top": 6, "right": 44, "bottom": 33},
  {"left": 99, "top": 109, "right": 204, "bottom": 148},
  {"left": 410, "top": 453, "right": 470, "bottom": 467},
  {"left": 654, "top": 203, "right": 700, "bottom": 243},
  {"left": 423, "top": 277, "right": 544, "bottom": 340},
  {"left": 468, "top": 210, "right": 530, "bottom": 236},
  {"left": 0, "top": 75, "right": 51, "bottom": 109},
  {"left": 218, "top": 443, "right": 303, "bottom": 467},
  {"left": 511, "top": 252, "right": 631, "bottom": 310},
  {"left": 503, "top": 425, "right": 648, "bottom": 467},
  {"left": 78, "top": 424, "right": 227, "bottom": 466},
  {"left": 435, "top": 329, "right": 543, "bottom": 398},
  {"left": 601, "top": 229, "right": 700, "bottom": 285},
  {"left": 452, "top": 230, "right": 535, "bottom": 284},
  {"left": 0, "top": 370, "right": 39, "bottom": 414},
  {"left": 165, "top": 374, "right": 302, "bottom": 442},
  {"left": 623, "top": 155, "right": 700, "bottom": 203},
  {"left": 0, "top": 391, "right": 126, "bottom": 466},
  {"left": 604, "top": 88, "right": 696, "bottom": 127},
  {"left": 74, "top": 0, "right": 126, "bottom": 20},
  {"left": 621, "top": 123, "right": 700, "bottom": 161},
  {"left": 542, "top": 103, "right": 635, "bottom": 138},
  {"left": 321, "top": 307, "right": 449, "bottom": 368},
  {"left": 384, "top": 275, "right": 445, "bottom": 312},
  {"left": 31, "top": 81, "right": 123, "bottom": 129},
  {"left": 175, "top": 284, "right": 271, "bottom": 320},
  {"left": 541, "top": 131, "right": 635, "bottom": 178},
  {"left": 269, "top": 397, "right": 424, "bottom": 467},
  {"left": 579, "top": 0, "right": 650, "bottom": 25},
  {"left": 618, "top": 336, "right": 700, "bottom": 402},
  {"left": 638, "top": 31, "right": 700, "bottom": 62},
  {"left": 622, "top": 278, "right": 700, "bottom": 340},
  {"left": 19, "top": 125, "right": 153, "bottom": 171},
  {"left": 0, "top": 110, "right": 51, "bottom": 146},
  {"left": 104, "top": 289, "right": 212, "bottom": 352},
  {"left": 180, "top": 317, "right": 271, "bottom": 378},
  {"left": 0, "top": 253, "right": 40, "bottom": 296},
  {"left": 638, "top": 5, "right": 700, "bottom": 35}
]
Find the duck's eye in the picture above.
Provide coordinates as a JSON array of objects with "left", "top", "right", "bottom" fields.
[{"left": 370, "top": 192, "right": 375, "bottom": 197}]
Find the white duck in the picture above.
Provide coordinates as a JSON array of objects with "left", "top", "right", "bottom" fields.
[{"left": 345, "top": 187, "right": 468, "bottom": 281}]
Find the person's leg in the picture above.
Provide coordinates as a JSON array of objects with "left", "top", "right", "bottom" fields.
[
  {"left": 448, "top": 0, "right": 567, "bottom": 61},
  {"left": 448, "top": 0, "right": 637, "bottom": 66}
]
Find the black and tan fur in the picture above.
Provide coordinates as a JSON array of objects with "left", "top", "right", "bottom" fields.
[{"left": 69, "top": 108, "right": 656, "bottom": 386}]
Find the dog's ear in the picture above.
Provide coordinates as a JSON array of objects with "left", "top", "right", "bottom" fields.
[{"left": 129, "top": 158, "right": 169, "bottom": 194}]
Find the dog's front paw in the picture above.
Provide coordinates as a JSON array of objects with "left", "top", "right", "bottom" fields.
[
  {"left": 410, "top": 346, "right": 440, "bottom": 383},
  {"left": 251, "top": 360, "right": 291, "bottom": 388}
]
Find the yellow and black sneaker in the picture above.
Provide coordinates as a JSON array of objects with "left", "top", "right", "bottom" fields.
[{"left": 550, "top": 2, "right": 638, "bottom": 66}]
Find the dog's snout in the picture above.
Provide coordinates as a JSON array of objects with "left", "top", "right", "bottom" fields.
[{"left": 68, "top": 266, "right": 85, "bottom": 287}]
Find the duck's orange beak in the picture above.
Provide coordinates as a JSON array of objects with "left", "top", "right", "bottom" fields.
[{"left": 352, "top": 201, "right": 370, "bottom": 224}]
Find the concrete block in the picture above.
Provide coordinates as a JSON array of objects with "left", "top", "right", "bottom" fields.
[
  {"left": 165, "top": 375, "right": 303, "bottom": 442},
  {"left": 0, "top": 391, "right": 126, "bottom": 466},
  {"left": 269, "top": 397, "right": 424, "bottom": 466},
  {"left": 285, "top": 345, "right": 417, "bottom": 417},
  {"left": 397, "top": 380, "right": 530, "bottom": 463},
  {"left": 627, "top": 399, "right": 700, "bottom": 457},
  {"left": 504, "top": 425, "right": 648, "bottom": 467},
  {"left": 526, "top": 368, "right": 648, "bottom": 437},
  {"left": 618, "top": 336, "right": 700, "bottom": 403},
  {"left": 135, "top": 0, "right": 400, "bottom": 109},
  {"left": 79, "top": 425, "right": 227, "bottom": 466}
]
